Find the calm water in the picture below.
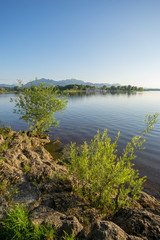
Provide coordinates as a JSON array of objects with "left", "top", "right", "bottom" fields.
[{"left": 0, "top": 91, "right": 160, "bottom": 196}]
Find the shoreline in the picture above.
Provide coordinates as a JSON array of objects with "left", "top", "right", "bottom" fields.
[{"left": 0, "top": 128, "right": 160, "bottom": 239}]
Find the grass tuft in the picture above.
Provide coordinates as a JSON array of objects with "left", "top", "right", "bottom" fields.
[{"left": 0, "top": 204, "right": 77, "bottom": 240}]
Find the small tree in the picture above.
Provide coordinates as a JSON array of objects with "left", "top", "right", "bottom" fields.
[{"left": 11, "top": 81, "right": 68, "bottom": 134}]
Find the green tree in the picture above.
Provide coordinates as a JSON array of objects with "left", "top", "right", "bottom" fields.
[
  {"left": 0, "top": 87, "right": 5, "bottom": 93},
  {"left": 138, "top": 87, "right": 144, "bottom": 91},
  {"left": 110, "top": 85, "right": 117, "bottom": 91},
  {"left": 127, "top": 85, "right": 132, "bottom": 91},
  {"left": 11, "top": 81, "right": 68, "bottom": 134}
]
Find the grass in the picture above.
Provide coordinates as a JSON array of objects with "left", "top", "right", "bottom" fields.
[
  {"left": 0, "top": 204, "right": 77, "bottom": 240},
  {"left": 22, "top": 165, "right": 31, "bottom": 173}
]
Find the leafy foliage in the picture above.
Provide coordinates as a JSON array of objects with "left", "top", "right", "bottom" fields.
[
  {"left": 0, "top": 204, "right": 31, "bottom": 240},
  {"left": 68, "top": 114, "right": 159, "bottom": 215},
  {"left": 0, "top": 204, "right": 76, "bottom": 240},
  {"left": 11, "top": 81, "right": 68, "bottom": 134}
]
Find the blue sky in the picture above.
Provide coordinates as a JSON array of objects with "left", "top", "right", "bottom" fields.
[{"left": 0, "top": 0, "right": 160, "bottom": 87}]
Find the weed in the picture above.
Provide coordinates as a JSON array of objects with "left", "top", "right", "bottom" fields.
[
  {"left": 62, "top": 231, "right": 76, "bottom": 240},
  {"left": 22, "top": 165, "right": 31, "bottom": 173}
]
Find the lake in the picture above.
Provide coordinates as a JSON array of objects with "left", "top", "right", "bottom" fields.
[{"left": 0, "top": 91, "right": 160, "bottom": 197}]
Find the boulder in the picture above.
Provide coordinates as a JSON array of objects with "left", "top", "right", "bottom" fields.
[
  {"left": 30, "top": 205, "right": 84, "bottom": 238},
  {"left": 113, "top": 208, "right": 160, "bottom": 240},
  {"left": 87, "top": 220, "right": 142, "bottom": 240},
  {"left": 28, "top": 160, "right": 54, "bottom": 183},
  {"left": 13, "top": 182, "right": 39, "bottom": 206}
]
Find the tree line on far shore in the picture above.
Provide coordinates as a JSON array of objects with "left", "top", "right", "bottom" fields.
[{"left": 0, "top": 84, "right": 144, "bottom": 94}]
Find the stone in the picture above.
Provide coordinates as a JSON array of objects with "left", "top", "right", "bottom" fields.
[
  {"left": 3, "top": 148, "right": 22, "bottom": 169},
  {"left": 87, "top": 220, "right": 142, "bottom": 240},
  {"left": 113, "top": 208, "right": 160, "bottom": 240},
  {"left": 39, "top": 177, "right": 72, "bottom": 194},
  {"left": 30, "top": 205, "right": 84, "bottom": 237},
  {"left": 137, "top": 191, "right": 160, "bottom": 214},
  {"left": 0, "top": 161, "right": 23, "bottom": 184},
  {"left": 13, "top": 182, "right": 39, "bottom": 206}
]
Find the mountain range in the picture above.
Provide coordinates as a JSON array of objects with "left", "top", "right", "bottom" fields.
[{"left": 0, "top": 78, "right": 120, "bottom": 88}]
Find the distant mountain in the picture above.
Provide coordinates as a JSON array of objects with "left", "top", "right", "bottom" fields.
[
  {"left": 0, "top": 84, "right": 16, "bottom": 88},
  {"left": 24, "top": 78, "right": 121, "bottom": 88},
  {"left": 0, "top": 78, "right": 121, "bottom": 88}
]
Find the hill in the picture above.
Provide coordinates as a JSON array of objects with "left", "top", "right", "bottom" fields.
[
  {"left": 23, "top": 78, "right": 120, "bottom": 88},
  {"left": 0, "top": 78, "right": 121, "bottom": 88}
]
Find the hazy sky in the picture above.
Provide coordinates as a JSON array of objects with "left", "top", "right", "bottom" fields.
[{"left": 0, "top": 0, "right": 160, "bottom": 87}]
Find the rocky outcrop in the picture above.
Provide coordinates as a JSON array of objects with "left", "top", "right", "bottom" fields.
[
  {"left": 0, "top": 130, "right": 61, "bottom": 185},
  {"left": 1, "top": 129, "right": 160, "bottom": 240}
]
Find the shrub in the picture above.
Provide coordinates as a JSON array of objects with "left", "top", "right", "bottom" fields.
[{"left": 68, "top": 114, "right": 159, "bottom": 215}]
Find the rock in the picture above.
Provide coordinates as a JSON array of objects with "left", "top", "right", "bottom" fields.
[
  {"left": 113, "top": 208, "right": 160, "bottom": 240},
  {"left": 0, "top": 161, "right": 23, "bottom": 184},
  {"left": 34, "top": 146, "right": 52, "bottom": 160},
  {"left": 9, "top": 132, "right": 31, "bottom": 149},
  {"left": 30, "top": 205, "right": 84, "bottom": 238},
  {"left": 21, "top": 148, "right": 54, "bottom": 183},
  {"left": 87, "top": 220, "right": 142, "bottom": 240},
  {"left": 31, "top": 136, "right": 50, "bottom": 146},
  {"left": 0, "top": 134, "right": 4, "bottom": 145},
  {"left": 28, "top": 160, "right": 54, "bottom": 183},
  {"left": 13, "top": 182, "right": 39, "bottom": 206},
  {"left": 137, "top": 192, "right": 160, "bottom": 214},
  {"left": 39, "top": 177, "right": 72, "bottom": 194},
  {"left": 3, "top": 148, "right": 22, "bottom": 169}
]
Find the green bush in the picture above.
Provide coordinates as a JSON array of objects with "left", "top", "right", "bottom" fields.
[{"left": 68, "top": 114, "right": 159, "bottom": 215}]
